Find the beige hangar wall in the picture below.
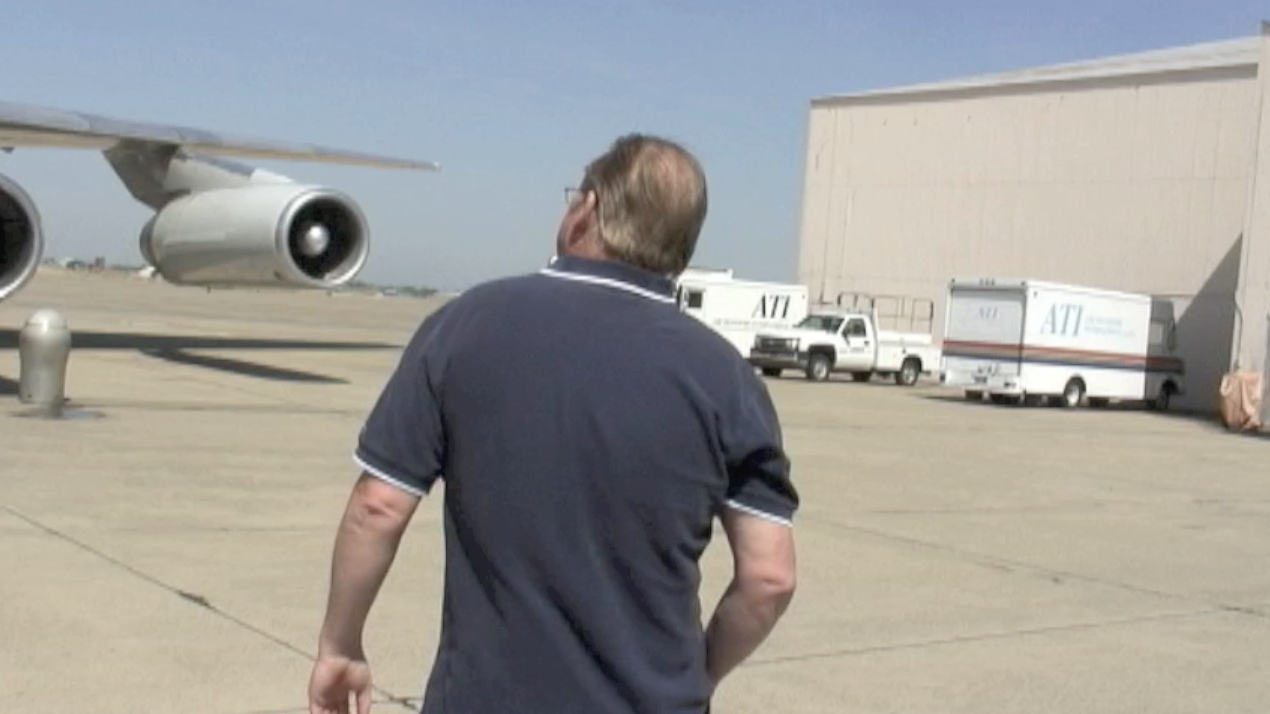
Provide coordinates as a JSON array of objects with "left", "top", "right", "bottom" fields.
[{"left": 796, "top": 61, "right": 1263, "bottom": 410}]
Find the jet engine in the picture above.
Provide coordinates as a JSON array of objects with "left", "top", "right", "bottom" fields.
[
  {"left": 0, "top": 174, "right": 44, "bottom": 302},
  {"left": 139, "top": 183, "right": 369, "bottom": 289}
]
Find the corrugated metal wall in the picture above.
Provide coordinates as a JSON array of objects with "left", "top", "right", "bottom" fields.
[{"left": 797, "top": 67, "right": 1261, "bottom": 408}]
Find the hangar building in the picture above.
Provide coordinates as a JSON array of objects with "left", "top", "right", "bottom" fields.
[{"left": 796, "top": 24, "right": 1270, "bottom": 411}]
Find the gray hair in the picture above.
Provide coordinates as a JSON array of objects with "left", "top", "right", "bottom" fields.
[{"left": 580, "top": 134, "right": 708, "bottom": 275}]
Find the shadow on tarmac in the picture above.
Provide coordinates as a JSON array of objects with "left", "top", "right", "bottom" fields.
[
  {"left": 138, "top": 349, "right": 348, "bottom": 384},
  {"left": 0, "top": 329, "right": 401, "bottom": 385},
  {"left": 0, "top": 330, "right": 400, "bottom": 352}
]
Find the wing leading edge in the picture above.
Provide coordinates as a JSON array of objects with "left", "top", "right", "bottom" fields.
[{"left": 0, "top": 99, "right": 440, "bottom": 171}]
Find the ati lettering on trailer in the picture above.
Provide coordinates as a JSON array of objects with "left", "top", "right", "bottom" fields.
[
  {"left": 1040, "top": 303, "right": 1084, "bottom": 337},
  {"left": 752, "top": 294, "right": 793, "bottom": 320}
]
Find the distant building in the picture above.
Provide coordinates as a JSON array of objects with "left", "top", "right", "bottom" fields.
[{"left": 797, "top": 24, "right": 1270, "bottom": 410}]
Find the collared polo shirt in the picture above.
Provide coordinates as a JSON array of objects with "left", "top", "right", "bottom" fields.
[{"left": 354, "top": 254, "right": 799, "bottom": 714}]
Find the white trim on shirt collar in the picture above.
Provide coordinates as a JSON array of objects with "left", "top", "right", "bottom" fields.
[{"left": 539, "top": 267, "right": 677, "bottom": 304}]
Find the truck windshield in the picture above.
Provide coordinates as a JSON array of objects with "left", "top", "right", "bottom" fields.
[{"left": 796, "top": 315, "right": 844, "bottom": 333}]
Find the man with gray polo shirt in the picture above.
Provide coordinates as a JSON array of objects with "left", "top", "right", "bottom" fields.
[{"left": 308, "top": 134, "right": 799, "bottom": 714}]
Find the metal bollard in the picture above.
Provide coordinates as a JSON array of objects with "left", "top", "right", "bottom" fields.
[{"left": 18, "top": 309, "right": 72, "bottom": 414}]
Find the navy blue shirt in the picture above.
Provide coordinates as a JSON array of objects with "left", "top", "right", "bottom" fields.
[{"left": 354, "top": 254, "right": 798, "bottom": 714}]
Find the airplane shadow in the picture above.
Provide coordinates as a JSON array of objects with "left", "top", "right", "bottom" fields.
[
  {"left": 0, "top": 330, "right": 400, "bottom": 352},
  {"left": 0, "top": 329, "right": 402, "bottom": 385},
  {"left": 139, "top": 349, "right": 347, "bottom": 384}
]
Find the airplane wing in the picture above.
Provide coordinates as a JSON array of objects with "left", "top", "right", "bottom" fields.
[{"left": 0, "top": 99, "right": 439, "bottom": 171}]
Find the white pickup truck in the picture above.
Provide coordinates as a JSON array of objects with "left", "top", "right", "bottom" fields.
[{"left": 746, "top": 309, "right": 941, "bottom": 385}]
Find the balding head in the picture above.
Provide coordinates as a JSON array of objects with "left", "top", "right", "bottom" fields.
[{"left": 558, "top": 134, "right": 708, "bottom": 275}]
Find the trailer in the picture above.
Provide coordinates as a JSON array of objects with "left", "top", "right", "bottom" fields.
[
  {"left": 940, "top": 278, "right": 1185, "bottom": 409},
  {"left": 674, "top": 270, "right": 809, "bottom": 356}
]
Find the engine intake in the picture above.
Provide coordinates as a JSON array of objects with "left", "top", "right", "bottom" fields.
[
  {"left": 140, "top": 184, "right": 369, "bottom": 289},
  {"left": 0, "top": 174, "right": 44, "bottom": 302}
]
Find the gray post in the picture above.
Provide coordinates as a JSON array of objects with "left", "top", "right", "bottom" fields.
[{"left": 18, "top": 308, "right": 71, "bottom": 414}]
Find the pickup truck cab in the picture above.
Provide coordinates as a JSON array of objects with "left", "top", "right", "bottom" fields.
[{"left": 747, "top": 309, "right": 941, "bottom": 385}]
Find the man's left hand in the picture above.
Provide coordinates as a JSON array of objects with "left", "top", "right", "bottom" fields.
[{"left": 308, "top": 651, "right": 373, "bottom": 714}]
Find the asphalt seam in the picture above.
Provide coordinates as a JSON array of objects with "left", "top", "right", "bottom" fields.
[
  {"left": 799, "top": 516, "right": 1270, "bottom": 620},
  {"left": 45, "top": 524, "right": 340, "bottom": 534},
  {"left": 744, "top": 607, "right": 1222, "bottom": 668},
  {"left": 1, "top": 504, "right": 419, "bottom": 711},
  {"left": 228, "top": 697, "right": 420, "bottom": 714},
  {"left": 799, "top": 515, "right": 1186, "bottom": 600},
  {"left": 70, "top": 400, "right": 365, "bottom": 416},
  {"left": 848, "top": 502, "right": 1110, "bottom": 516}
]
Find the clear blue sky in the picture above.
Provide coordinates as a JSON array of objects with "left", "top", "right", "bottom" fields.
[{"left": 2, "top": 0, "right": 1267, "bottom": 292}]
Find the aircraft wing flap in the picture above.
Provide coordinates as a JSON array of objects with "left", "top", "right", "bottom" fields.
[{"left": 0, "top": 100, "right": 439, "bottom": 171}]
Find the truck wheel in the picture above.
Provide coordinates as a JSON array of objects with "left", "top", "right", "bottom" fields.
[
  {"left": 895, "top": 358, "right": 921, "bottom": 386},
  {"left": 806, "top": 353, "right": 832, "bottom": 381},
  {"left": 1060, "top": 378, "right": 1085, "bottom": 408}
]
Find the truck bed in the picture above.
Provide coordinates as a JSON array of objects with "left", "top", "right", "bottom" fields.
[
  {"left": 875, "top": 337, "right": 941, "bottom": 373},
  {"left": 877, "top": 329, "right": 935, "bottom": 346}
]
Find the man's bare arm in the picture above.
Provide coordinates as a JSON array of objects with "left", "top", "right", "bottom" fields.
[
  {"left": 317, "top": 472, "right": 421, "bottom": 657},
  {"left": 703, "top": 508, "right": 797, "bottom": 689}
]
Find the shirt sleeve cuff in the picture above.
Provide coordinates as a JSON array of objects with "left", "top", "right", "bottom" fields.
[
  {"left": 353, "top": 448, "right": 429, "bottom": 497},
  {"left": 724, "top": 498, "right": 794, "bottom": 527}
]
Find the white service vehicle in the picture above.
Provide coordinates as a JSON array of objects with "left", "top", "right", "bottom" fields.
[
  {"left": 674, "top": 269, "right": 810, "bottom": 356},
  {"left": 747, "top": 307, "right": 941, "bottom": 385},
  {"left": 940, "top": 278, "right": 1185, "bottom": 409}
]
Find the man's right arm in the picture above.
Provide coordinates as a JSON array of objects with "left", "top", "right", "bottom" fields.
[{"left": 704, "top": 508, "right": 796, "bottom": 687}]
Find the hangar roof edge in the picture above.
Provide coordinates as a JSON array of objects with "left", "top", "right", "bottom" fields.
[{"left": 811, "top": 36, "right": 1260, "bottom": 106}]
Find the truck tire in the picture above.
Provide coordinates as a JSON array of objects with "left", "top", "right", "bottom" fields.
[
  {"left": 806, "top": 353, "right": 832, "bottom": 381},
  {"left": 1151, "top": 382, "right": 1177, "bottom": 411},
  {"left": 1060, "top": 378, "right": 1085, "bottom": 408},
  {"left": 895, "top": 358, "right": 921, "bottom": 386}
]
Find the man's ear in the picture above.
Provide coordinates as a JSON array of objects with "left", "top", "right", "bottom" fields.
[{"left": 561, "top": 191, "right": 598, "bottom": 251}]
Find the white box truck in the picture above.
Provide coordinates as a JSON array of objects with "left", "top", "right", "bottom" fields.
[
  {"left": 941, "top": 278, "right": 1185, "bottom": 409},
  {"left": 673, "top": 270, "right": 810, "bottom": 356}
]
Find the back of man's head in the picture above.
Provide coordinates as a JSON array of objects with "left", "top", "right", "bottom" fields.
[{"left": 582, "top": 134, "right": 708, "bottom": 275}]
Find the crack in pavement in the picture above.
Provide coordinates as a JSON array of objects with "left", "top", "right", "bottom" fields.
[
  {"left": 743, "top": 607, "right": 1222, "bottom": 668},
  {"left": 799, "top": 514, "right": 1186, "bottom": 600},
  {"left": 1219, "top": 604, "right": 1270, "bottom": 619},
  {"left": 49, "top": 524, "right": 338, "bottom": 534},
  {"left": 228, "top": 699, "right": 420, "bottom": 714},
  {"left": 799, "top": 515, "right": 1270, "bottom": 621},
  {"left": 69, "top": 399, "right": 366, "bottom": 417},
  {"left": 2, "top": 504, "right": 418, "bottom": 711},
  {"left": 845, "top": 501, "right": 1110, "bottom": 516}
]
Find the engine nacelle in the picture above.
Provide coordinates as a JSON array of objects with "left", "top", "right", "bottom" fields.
[
  {"left": 140, "top": 183, "right": 369, "bottom": 289},
  {"left": 0, "top": 173, "right": 44, "bottom": 302}
]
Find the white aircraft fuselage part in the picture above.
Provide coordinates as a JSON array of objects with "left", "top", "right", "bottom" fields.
[{"left": 0, "top": 99, "right": 437, "bottom": 302}]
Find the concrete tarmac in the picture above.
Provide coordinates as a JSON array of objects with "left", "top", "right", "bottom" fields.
[{"left": 2, "top": 268, "right": 1268, "bottom": 713}]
